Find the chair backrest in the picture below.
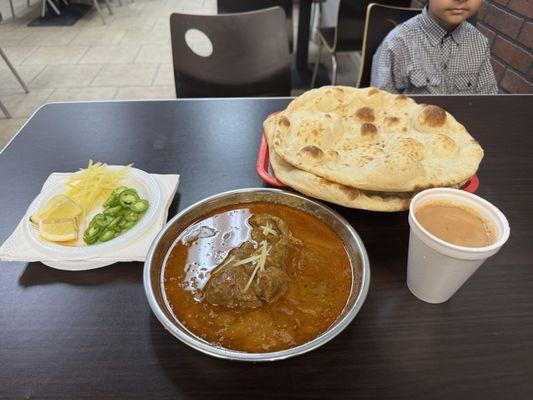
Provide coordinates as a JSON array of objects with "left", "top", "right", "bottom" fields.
[
  {"left": 217, "top": 0, "right": 292, "bottom": 20},
  {"left": 356, "top": 3, "right": 421, "bottom": 88},
  {"left": 170, "top": 7, "right": 291, "bottom": 98},
  {"left": 333, "top": 0, "right": 411, "bottom": 51}
]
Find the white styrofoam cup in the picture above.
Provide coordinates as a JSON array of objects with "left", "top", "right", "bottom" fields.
[{"left": 407, "top": 188, "right": 510, "bottom": 304}]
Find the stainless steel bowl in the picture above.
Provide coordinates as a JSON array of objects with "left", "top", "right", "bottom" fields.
[{"left": 144, "top": 188, "right": 370, "bottom": 362}]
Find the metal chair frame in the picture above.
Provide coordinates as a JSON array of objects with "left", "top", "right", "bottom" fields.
[
  {"left": 355, "top": 3, "right": 421, "bottom": 88},
  {"left": 0, "top": 47, "right": 30, "bottom": 119}
]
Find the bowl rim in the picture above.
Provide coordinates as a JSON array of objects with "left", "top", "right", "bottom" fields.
[{"left": 143, "top": 188, "right": 370, "bottom": 362}]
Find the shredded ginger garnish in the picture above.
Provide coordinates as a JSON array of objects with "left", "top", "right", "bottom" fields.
[
  {"left": 210, "top": 241, "right": 270, "bottom": 292},
  {"left": 65, "top": 160, "right": 131, "bottom": 216},
  {"left": 244, "top": 241, "right": 269, "bottom": 292},
  {"left": 260, "top": 221, "right": 278, "bottom": 237}
]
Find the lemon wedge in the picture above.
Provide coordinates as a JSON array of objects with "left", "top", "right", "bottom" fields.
[
  {"left": 30, "top": 195, "right": 82, "bottom": 225},
  {"left": 39, "top": 217, "right": 78, "bottom": 242}
]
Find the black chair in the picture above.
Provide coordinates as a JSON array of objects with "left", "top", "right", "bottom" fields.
[
  {"left": 170, "top": 7, "right": 291, "bottom": 98},
  {"left": 217, "top": 0, "right": 293, "bottom": 51},
  {"left": 311, "top": 0, "right": 411, "bottom": 87},
  {"left": 356, "top": 3, "right": 421, "bottom": 88}
]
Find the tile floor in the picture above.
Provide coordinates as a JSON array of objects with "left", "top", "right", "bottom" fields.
[
  {"left": 0, "top": 0, "right": 359, "bottom": 151},
  {"left": 0, "top": 0, "right": 216, "bottom": 149}
]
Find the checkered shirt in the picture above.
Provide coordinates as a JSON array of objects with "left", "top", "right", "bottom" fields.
[{"left": 370, "top": 7, "right": 498, "bottom": 94}]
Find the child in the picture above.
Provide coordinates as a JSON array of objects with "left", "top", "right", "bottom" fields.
[{"left": 370, "top": 0, "right": 498, "bottom": 94}]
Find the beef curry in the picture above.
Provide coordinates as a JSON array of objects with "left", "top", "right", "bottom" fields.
[{"left": 163, "top": 202, "right": 354, "bottom": 353}]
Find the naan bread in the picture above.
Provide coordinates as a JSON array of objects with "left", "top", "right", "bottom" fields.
[
  {"left": 267, "top": 142, "right": 412, "bottom": 211},
  {"left": 266, "top": 86, "right": 483, "bottom": 192}
]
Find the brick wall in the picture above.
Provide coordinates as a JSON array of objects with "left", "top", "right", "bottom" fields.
[{"left": 411, "top": 0, "right": 533, "bottom": 93}]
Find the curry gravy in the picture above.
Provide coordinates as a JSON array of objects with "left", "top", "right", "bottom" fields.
[
  {"left": 415, "top": 200, "right": 496, "bottom": 247},
  {"left": 162, "top": 202, "right": 355, "bottom": 353}
]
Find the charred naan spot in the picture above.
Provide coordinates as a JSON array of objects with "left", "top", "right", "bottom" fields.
[
  {"left": 278, "top": 116, "right": 290, "bottom": 127},
  {"left": 299, "top": 145, "right": 324, "bottom": 159},
  {"left": 361, "top": 123, "right": 378, "bottom": 136},
  {"left": 412, "top": 183, "right": 438, "bottom": 192},
  {"left": 325, "top": 113, "right": 332, "bottom": 119},
  {"left": 402, "top": 127, "right": 407, "bottom": 132},
  {"left": 326, "top": 149, "right": 339, "bottom": 160},
  {"left": 339, "top": 186, "right": 360, "bottom": 200},
  {"left": 421, "top": 105, "right": 447, "bottom": 127},
  {"left": 396, "top": 95, "right": 408, "bottom": 101},
  {"left": 354, "top": 155, "right": 375, "bottom": 167},
  {"left": 368, "top": 87, "right": 379, "bottom": 96},
  {"left": 385, "top": 116, "right": 400, "bottom": 126},
  {"left": 355, "top": 107, "right": 375, "bottom": 122},
  {"left": 430, "top": 134, "right": 458, "bottom": 157},
  {"left": 394, "top": 138, "right": 425, "bottom": 161}
]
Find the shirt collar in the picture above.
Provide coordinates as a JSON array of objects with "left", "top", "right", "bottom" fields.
[{"left": 419, "top": 6, "right": 465, "bottom": 46}]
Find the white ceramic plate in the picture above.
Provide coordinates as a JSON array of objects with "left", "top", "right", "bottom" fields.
[{"left": 23, "top": 166, "right": 162, "bottom": 261}]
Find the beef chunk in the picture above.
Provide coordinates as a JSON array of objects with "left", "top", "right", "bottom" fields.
[
  {"left": 203, "top": 214, "right": 298, "bottom": 309},
  {"left": 254, "top": 266, "right": 289, "bottom": 303},
  {"left": 204, "top": 265, "right": 262, "bottom": 309}
]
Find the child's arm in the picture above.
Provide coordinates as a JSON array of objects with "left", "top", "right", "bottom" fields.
[
  {"left": 476, "top": 47, "right": 499, "bottom": 94},
  {"left": 370, "top": 46, "right": 400, "bottom": 93},
  {"left": 370, "top": 38, "right": 409, "bottom": 94}
]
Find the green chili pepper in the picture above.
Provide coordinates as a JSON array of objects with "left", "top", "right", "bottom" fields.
[
  {"left": 124, "top": 210, "right": 139, "bottom": 222},
  {"left": 103, "top": 193, "right": 118, "bottom": 208},
  {"left": 98, "top": 229, "right": 115, "bottom": 242},
  {"left": 104, "top": 205, "right": 123, "bottom": 216},
  {"left": 83, "top": 187, "right": 149, "bottom": 245},
  {"left": 88, "top": 218, "right": 98, "bottom": 229},
  {"left": 118, "top": 189, "right": 140, "bottom": 208},
  {"left": 114, "top": 186, "right": 129, "bottom": 195},
  {"left": 108, "top": 216, "right": 122, "bottom": 230},
  {"left": 83, "top": 234, "right": 98, "bottom": 245},
  {"left": 129, "top": 199, "right": 149, "bottom": 213},
  {"left": 92, "top": 214, "right": 107, "bottom": 228},
  {"left": 83, "top": 224, "right": 101, "bottom": 245},
  {"left": 123, "top": 221, "right": 136, "bottom": 230},
  {"left": 85, "top": 224, "right": 101, "bottom": 238}
]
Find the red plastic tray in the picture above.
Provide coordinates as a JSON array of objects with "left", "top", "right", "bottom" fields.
[{"left": 257, "top": 128, "right": 479, "bottom": 193}]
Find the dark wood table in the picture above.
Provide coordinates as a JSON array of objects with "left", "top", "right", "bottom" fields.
[{"left": 1, "top": 95, "right": 532, "bottom": 399}]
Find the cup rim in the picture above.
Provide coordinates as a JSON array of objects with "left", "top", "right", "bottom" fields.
[{"left": 409, "top": 188, "right": 510, "bottom": 254}]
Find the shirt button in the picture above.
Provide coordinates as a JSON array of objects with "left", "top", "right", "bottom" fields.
[
  {"left": 443, "top": 64, "right": 448, "bottom": 70},
  {"left": 426, "top": 78, "right": 430, "bottom": 83},
  {"left": 467, "top": 81, "right": 472, "bottom": 87}
]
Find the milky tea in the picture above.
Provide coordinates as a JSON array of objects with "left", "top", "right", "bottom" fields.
[{"left": 415, "top": 200, "right": 497, "bottom": 248}]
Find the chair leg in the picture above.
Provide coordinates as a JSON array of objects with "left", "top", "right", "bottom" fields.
[
  {"left": 9, "top": 0, "right": 16, "bottom": 18},
  {"left": 27, "top": 0, "right": 30, "bottom": 8},
  {"left": 331, "top": 53, "right": 338, "bottom": 85},
  {"left": 103, "top": 0, "right": 113, "bottom": 15},
  {"left": 311, "top": 42, "right": 322, "bottom": 89},
  {"left": 93, "top": 0, "right": 106, "bottom": 24},
  {"left": 0, "top": 101, "right": 11, "bottom": 119},
  {"left": 47, "top": 0, "right": 61, "bottom": 15},
  {"left": 0, "top": 48, "right": 30, "bottom": 94}
]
